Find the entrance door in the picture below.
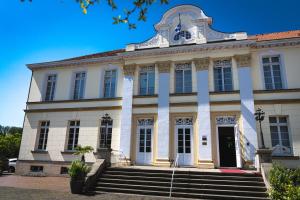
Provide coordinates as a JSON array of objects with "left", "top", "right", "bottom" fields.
[
  {"left": 218, "top": 127, "right": 237, "bottom": 167},
  {"left": 176, "top": 126, "right": 193, "bottom": 166},
  {"left": 136, "top": 126, "right": 153, "bottom": 165}
]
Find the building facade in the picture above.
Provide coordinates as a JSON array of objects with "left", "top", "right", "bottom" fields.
[{"left": 17, "top": 5, "right": 300, "bottom": 175}]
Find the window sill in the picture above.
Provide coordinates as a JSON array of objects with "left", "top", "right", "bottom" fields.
[
  {"left": 170, "top": 92, "right": 197, "bottom": 96},
  {"left": 272, "top": 156, "right": 300, "bottom": 160},
  {"left": 209, "top": 90, "right": 240, "bottom": 95},
  {"left": 133, "top": 94, "right": 158, "bottom": 98},
  {"left": 31, "top": 150, "right": 48, "bottom": 154},
  {"left": 61, "top": 151, "right": 76, "bottom": 155}
]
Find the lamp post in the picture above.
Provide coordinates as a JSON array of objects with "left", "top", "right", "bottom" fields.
[{"left": 255, "top": 108, "right": 266, "bottom": 149}]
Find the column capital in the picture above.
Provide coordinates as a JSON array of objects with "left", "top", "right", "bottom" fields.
[
  {"left": 156, "top": 61, "right": 171, "bottom": 73},
  {"left": 234, "top": 54, "right": 251, "bottom": 67},
  {"left": 123, "top": 64, "right": 136, "bottom": 76},
  {"left": 193, "top": 57, "right": 210, "bottom": 71}
]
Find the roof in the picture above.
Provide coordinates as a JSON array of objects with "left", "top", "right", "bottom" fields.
[
  {"left": 248, "top": 30, "right": 300, "bottom": 41},
  {"left": 60, "top": 49, "right": 125, "bottom": 62}
]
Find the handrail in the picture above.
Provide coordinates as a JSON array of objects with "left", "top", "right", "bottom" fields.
[
  {"left": 169, "top": 154, "right": 179, "bottom": 198},
  {"left": 111, "top": 149, "right": 130, "bottom": 166}
]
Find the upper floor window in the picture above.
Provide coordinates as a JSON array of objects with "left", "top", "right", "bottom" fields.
[
  {"left": 104, "top": 70, "right": 117, "bottom": 98},
  {"left": 175, "top": 63, "right": 192, "bottom": 93},
  {"left": 45, "top": 74, "right": 56, "bottom": 101},
  {"left": 37, "top": 121, "right": 50, "bottom": 150},
  {"left": 73, "top": 72, "right": 86, "bottom": 100},
  {"left": 139, "top": 66, "right": 155, "bottom": 95},
  {"left": 213, "top": 59, "right": 233, "bottom": 92},
  {"left": 262, "top": 55, "right": 283, "bottom": 90},
  {"left": 174, "top": 31, "right": 191, "bottom": 41},
  {"left": 99, "top": 114, "right": 113, "bottom": 149},
  {"left": 269, "top": 116, "right": 292, "bottom": 156},
  {"left": 67, "top": 120, "right": 80, "bottom": 151}
]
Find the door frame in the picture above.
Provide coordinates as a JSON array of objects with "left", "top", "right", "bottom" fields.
[
  {"left": 136, "top": 124, "right": 154, "bottom": 165},
  {"left": 175, "top": 124, "right": 194, "bottom": 166},
  {"left": 216, "top": 124, "right": 242, "bottom": 168}
]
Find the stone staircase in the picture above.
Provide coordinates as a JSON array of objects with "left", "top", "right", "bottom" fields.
[{"left": 94, "top": 167, "right": 269, "bottom": 200}]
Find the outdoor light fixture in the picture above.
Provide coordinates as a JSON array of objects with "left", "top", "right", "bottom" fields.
[{"left": 255, "top": 108, "right": 266, "bottom": 149}]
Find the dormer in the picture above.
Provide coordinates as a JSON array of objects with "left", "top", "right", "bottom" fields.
[{"left": 126, "top": 5, "right": 247, "bottom": 51}]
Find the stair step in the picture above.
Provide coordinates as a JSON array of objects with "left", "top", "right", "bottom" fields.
[
  {"left": 96, "top": 182, "right": 268, "bottom": 197},
  {"left": 105, "top": 170, "right": 263, "bottom": 181},
  {"left": 96, "top": 178, "right": 267, "bottom": 192},
  {"left": 95, "top": 187, "right": 269, "bottom": 200},
  {"left": 99, "top": 174, "right": 265, "bottom": 186}
]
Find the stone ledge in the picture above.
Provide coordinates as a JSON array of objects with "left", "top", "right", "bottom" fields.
[
  {"left": 272, "top": 156, "right": 300, "bottom": 160},
  {"left": 31, "top": 150, "right": 48, "bottom": 154},
  {"left": 60, "top": 151, "right": 76, "bottom": 155}
]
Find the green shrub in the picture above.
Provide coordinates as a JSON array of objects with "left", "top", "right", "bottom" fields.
[
  {"left": 68, "top": 160, "right": 91, "bottom": 180},
  {"left": 269, "top": 164, "right": 300, "bottom": 200}
]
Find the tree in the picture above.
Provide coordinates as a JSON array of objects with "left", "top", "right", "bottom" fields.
[
  {"left": 0, "top": 125, "right": 22, "bottom": 135},
  {"left": 73, "top": 145, "right": 94, "bottom": 163},
  {"left": 0, "top": 133, "right": 22, "bottom": 158},
  {"left": 20, "top": 0, "right": 169, "bottom": 29}
]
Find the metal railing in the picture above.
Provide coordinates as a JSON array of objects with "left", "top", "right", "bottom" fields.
[
  {"left": 169, "top": 154, "right": 179, "bottom": 198},
  {"left": 111, "top": 149, "right": 130, "bottom": 166}
]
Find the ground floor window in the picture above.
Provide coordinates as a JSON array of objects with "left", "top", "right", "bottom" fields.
[
  {"left": 99, "top": 114, "right": 113, "bottom": 149},
  {"left": 67, "top": 120, "right": 80, "bottom": 151},
  {"left": 30, "top": 166, "right": 44, "bottom": 172},
  {"left": 37, "top": 121, "right": 50, "bottom": 150},
  {"left": 269, "top": 116, "right": 292, "bottom": 156}
]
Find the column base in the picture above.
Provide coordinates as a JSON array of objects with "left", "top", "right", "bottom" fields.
[{"left": 197, "top": 160, "right": 215, "bottom": 169}]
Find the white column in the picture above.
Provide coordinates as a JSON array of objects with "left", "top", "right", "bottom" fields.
[
  {"left": 236, "top": 54, "right": 258, "bottom": 166},
  {"left": 119, "top": 64, "right": 136, "bottom": 159},
  {"left": 157, "top": 62, "right": 170, "bottom": 161},
  {"left": 194, "top": 58, "right": 213, "bottom": 167}
]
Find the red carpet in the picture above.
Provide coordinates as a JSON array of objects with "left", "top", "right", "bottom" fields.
[{"left": 219, "top": 168, "right": 246, "bottom": 173}]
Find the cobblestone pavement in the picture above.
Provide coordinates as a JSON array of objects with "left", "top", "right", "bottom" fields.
[{"left": 0, "top": 187, "right": 174, "bottom": 200}]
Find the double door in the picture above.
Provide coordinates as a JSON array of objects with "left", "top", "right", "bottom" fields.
[
  {"left": 176, "top": 126, "right": 193, "bottom": 166},
  {"left": 136, "top": 126, "right": 153, "bottom": 165}
]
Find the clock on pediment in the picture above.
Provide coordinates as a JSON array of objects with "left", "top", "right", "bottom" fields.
[{"left": 126, "top": 5, "right": 247, "bottom": 51}]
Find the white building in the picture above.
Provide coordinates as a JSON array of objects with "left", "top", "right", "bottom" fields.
[{"left": 17, "top": 5, "right": 300, "bottom": 175}]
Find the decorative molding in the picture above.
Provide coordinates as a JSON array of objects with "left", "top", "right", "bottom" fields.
[
  {"left": 193, "top": 57, "right": 210, "bottom": 71},
  {"left": 24, "top": 106, "right": 122, "bottom": 113},
  {"left": 216, "top": 116, "right": 236, "bottom": 125},
  {"left": 123, "top": 64, "right": 136, "bottom": 76},
  {"left": 156, "top": 61, "right": 171, "bottom": 73},
  {"left": 27, "top": 97, "right": 122, "bottom": 105},
  {"left": 235, "top": 54, "right": 251, "bottom": 67}
]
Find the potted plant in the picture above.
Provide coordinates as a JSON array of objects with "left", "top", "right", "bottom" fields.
[
  {"left": 68, "top": 145, "right": 94, "bottom": 194},
  {"left": 68, "top": 160, "right": 91, "bottom": 194}
]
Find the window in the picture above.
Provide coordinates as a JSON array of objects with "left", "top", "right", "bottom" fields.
[
  {"left": 99, "top": 114, "right": 113, "bottom": 148},
  {"left": 45, "top": 74, "right": 56, "bottom": 101},
  {"left": 104, "top": 70, "right": 117, "bottom": 98},
  {"left": 262, "top": 55, "right": 283, "bottom": 90},
  {"left": 67, "top": 121, "right": 80, "bottom": 151},
  {"left": 213, "top": 59, "right": 233, "bottom": 92},
  {"left": 175, "top": 63, "right": 192, "bottom": 93},
  {"left": 73, "top": 72, "right": 86, "bottom": 100},
  {"left": 139, "top": 66, "right": 155, "bottom": 95},
  {"left": 269, "top": 116, "right": 291, "bottom": 156},
  {"left": 30, "top": 166, "right": 43, "bottom": 172},
  {"left": 37, "top": 121, "right": 50, "bottom": 150},
  {"left": 60, "top": 167, "right": 69, "bottom": 174},
  {"left": 174, "top": 31, "right": 191, "bottom": 41}
]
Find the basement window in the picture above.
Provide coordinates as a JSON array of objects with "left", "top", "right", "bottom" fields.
[{"left": 30, "top": 166, "right": 44, "bottom": 172}]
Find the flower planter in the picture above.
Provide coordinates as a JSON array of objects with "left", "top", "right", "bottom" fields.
[{"left": 70, "top": 178, "right": 85, "bottom": 194}]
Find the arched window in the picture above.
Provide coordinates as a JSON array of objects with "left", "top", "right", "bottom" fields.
[
  {"left": 99, "top": 114, "right": 113, "bottom": 148},
  {"left": 174, "top": 31, "right": 192, "bottom": 41}
]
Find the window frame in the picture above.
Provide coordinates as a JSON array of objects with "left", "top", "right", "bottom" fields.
[
  {"left": 269, "top": 116, "right": 293, "bottom": 156},
  {"left": 99, "top": 115, "right": 113, "bottom": 149},
  {"left": 213, "top": 59, "right": 233, "bottom": 92},
  {"left": 139, "top": 66, "right": 155, "bottom": 96},
  {"left": 36, "top": 121, "right": 50, "bottom": 151},
  {"left": 175, "top": 63, "right": 192, "bottom": 93},
  {"left": 44, "top": 74, "right": 57, "bottom": 101},
  {"left": 66, "top": 120, "right": 80, "bottom": 151},
  {"left": 72, "top": 71, "right": 86, "bottom": 100},
  {"left": 103, "top": 69, "right": 117, "bottom": 98}
]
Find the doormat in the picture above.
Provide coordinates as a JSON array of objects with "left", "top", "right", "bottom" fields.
[{"left": 219, "top": 168, "right": 245, "bottom": 173}]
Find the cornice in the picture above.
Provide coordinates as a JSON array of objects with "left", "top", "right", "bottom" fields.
[
  {"left": 193, "top": 57, "right": 210, "bottom": 71},
  {"left": 234, "top": 54, "right": 251, "bottom": 67}
]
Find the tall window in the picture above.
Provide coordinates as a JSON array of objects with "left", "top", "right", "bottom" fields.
[
  {"left": 139, "top": 66, "right": 155, "bottom": 95},
  {"left": 45, "top": 74, "right": 56, "bottom": 101},
  {"left": 99, "top": 114, "right": 113, "bottom": 148},
  {"left": 104, "top": 70, "right": 117, "bottom": 98},
  {"left": 269, "top": 116, "right": 291, "bottom": 156},
  {"left": 67, "top": 121, "right": 80, "bottom": 151},
  {"left": 213, "top": 59, "right": 233, "bottom": 92},
  {"left": 262, "top": 56, "right": 283, "bottom": 90},
  {"left": 73, "top": 72, "right": 86, "bottom": 100},
  {"left": 175, "top": 63, "right": 192, "bottom": 93},
  {"left": 37, "top": 121, "right": 50, "bottom": 150}
]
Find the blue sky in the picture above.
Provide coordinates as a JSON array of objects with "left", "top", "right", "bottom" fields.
[{"left": 0, "top": 0, "right": 299, "bottom": 127}]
